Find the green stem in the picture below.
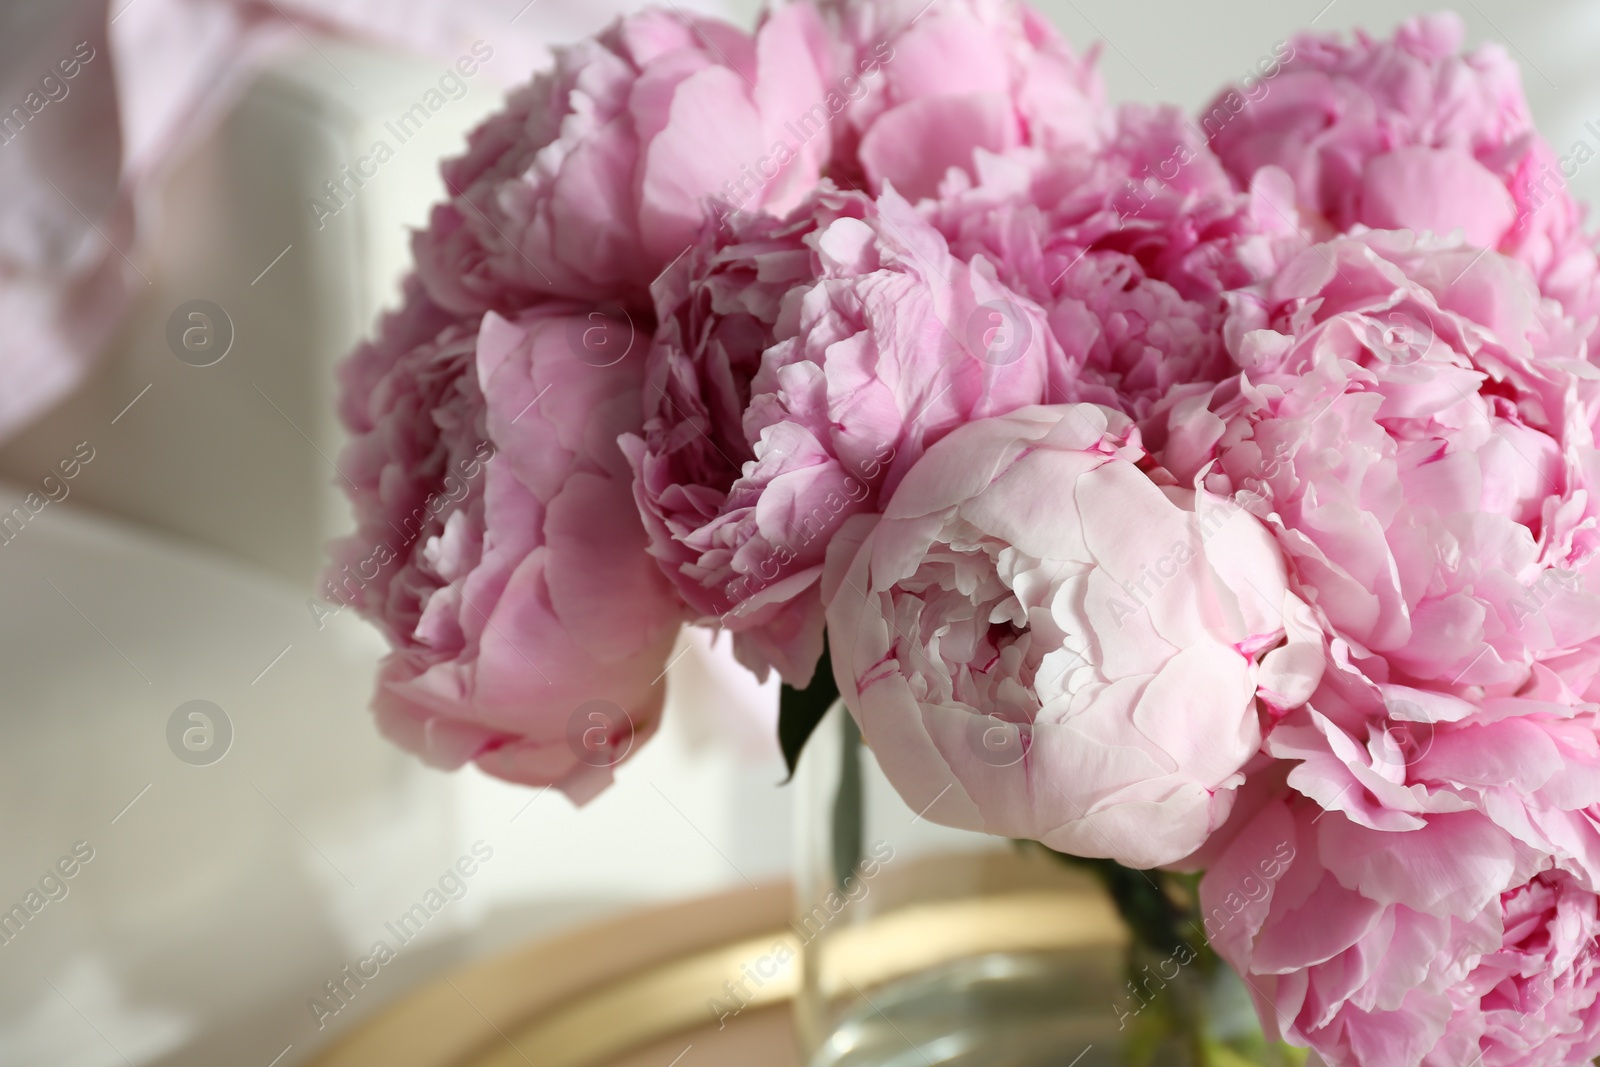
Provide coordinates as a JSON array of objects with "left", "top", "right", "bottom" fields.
[{"left": 830, "top": 710, "right": 863, "bottom": 892}]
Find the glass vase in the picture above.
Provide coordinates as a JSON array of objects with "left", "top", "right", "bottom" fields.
[{"left": 792, "top": 702, "right": 1315, "bottom": 1067}]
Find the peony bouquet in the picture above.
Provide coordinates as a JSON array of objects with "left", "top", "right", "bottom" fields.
[{"left": 328, "top": 3, "right": 1600, "bottom": 1064}]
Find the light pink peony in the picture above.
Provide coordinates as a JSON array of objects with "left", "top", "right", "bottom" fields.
[
  {"left": 328, "top": 290, "right": 683, "bottom": 801},
  {"left": 1268, "top": 655, "right": 1600, "bottom": 894},
  {"left": 1202, "top": 12, "right": 1600, "bottom": 346},
  {"left": 1413, "top": 705, "right": 1600, "bottom": 886},
  {"left": 1153, "top": 231, "right": 1600, "bottom": 703},
  {"left": 822, "top": 404, "right": 1321, "bottom": 868},
  {"left": 1262, "top": 651, "right": 1600, "bottom": 854},
  {"left": 1158, "top": 229, "right": 1600, "bottom": 1063},
  {"left": 623, "top": 186, "right": 866, "bottom": 682},
  {"left": 625, "top": 186, "right": 1063, "bottom": 686},
  {"left": 412, "top": 4, "right": 836, "bottom": 315},
  {"left": 818, "top": 0, "right": 1106, "bottom": 201},
  {"left": 923, "top": 105, "right": 1300, "bottom": 419},
  {"left": 1200, "top": 784, "right": 1600, "bottom": 1067}
]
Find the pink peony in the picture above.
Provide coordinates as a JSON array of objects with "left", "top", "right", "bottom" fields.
[
  {"left": 1201, "top": 785, "right": 1600, "bottom": 1067},
  {"left": 623, "top": 186, "right": 866, "bottom": 681},
  {"left": 818, "top": 0, "right": 1106, "bottom": 201},
  {"left": 1413, "top": 705, "right": 1600, "bottom": 886},
  {"left": 1262, "top": 653, "right": 1600, "bottom": 851},
  {"left": 923, "top": 105, "right": 1300, "bottom": 419},
  {"left": 625, "top": 186, "right": 1063, "bottom": 686},
  {"left": 1152, "top": 230, "right": 1600, "bottom": 703},
  {"left": 1269, "top": 657, "right": 1600, "bottom": 894},
  {"left": 412, "top": 4, "right": 836, "bottom": 315},
  {"left": 822, "top": 404, "right": 1321, "bottom": 868},
  {"left": 1160, "top": 229, "right": 1600, "bottom": 1063},
  {"left": 1202, "top": 12, "right": 1600, "bottom": 345},
  {"left": 328, "top": 291, "right": 682, "bottom": 801}
]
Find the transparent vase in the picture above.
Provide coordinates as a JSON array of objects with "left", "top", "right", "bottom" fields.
[{"left": 792, "top": 702, "right": 1317, "bottom": 1067}]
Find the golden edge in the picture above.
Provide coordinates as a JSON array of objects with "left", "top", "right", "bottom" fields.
[{"left": 466, "top": 891, "right": 1128, "bottom": 1067}]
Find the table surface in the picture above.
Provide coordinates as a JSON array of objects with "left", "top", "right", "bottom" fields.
[
  {"left": 308, "top": 882, "right": 803, "bottom": 1067},
  {"left": 306, "top": 851, "right": 1135, "bottom": 1067}
]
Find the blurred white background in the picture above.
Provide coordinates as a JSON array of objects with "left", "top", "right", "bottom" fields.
[{"left": 1, "top": 1, "right": 1597, "bottom": 1064}]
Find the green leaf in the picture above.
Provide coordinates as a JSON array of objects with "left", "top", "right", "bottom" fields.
[{"left": 778, "top": 641, "right": 839, "bottom": 780}]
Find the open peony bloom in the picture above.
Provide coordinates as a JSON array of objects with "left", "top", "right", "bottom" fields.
[
  {"left": 1249, "top": 662, "right": 1600, "bottom": 1067},
  {"left": 822, "top": 404, "right": 1321, "bottom": 868},
  {"left": 329, "top": 291, "right": 682, "bottom": 801},
  {"left": 1160, "top": 228, "right": 1600, "bottom": 1064},
  {"left": 624, "top": 186, "right": 868, "bottom": 685},
  {"left": 923, "top": 105, "right": 1300, "bottom": 420},
  {"left": 1202, "top": 786, "right": 1600, "bottom": 1067},
  {"left": 1202, "top": 11, "right": 1600, "bottom": 345},
  {"left": 1155, "top": 230, "right": 1600, "bottom": 702},
  {"left": 1412, "top": 704, "right": 1600, "bottom": 884},
  {"left": 627, "top": 186, "right": 1063, "bottom": 686},
  {"left": 1261, "top": 643, "right": 1600, "bottom": 850},
  {"left": 818, "top": 0, "right": 1106, "bottom": 201},
  {"left": 412, "top": 4, "right": 835, "bottom": 315}
]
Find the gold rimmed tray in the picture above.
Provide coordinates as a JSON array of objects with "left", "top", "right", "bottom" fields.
[{"left": 308, "top": 871, "right": 1125, "bottom": 1067}]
